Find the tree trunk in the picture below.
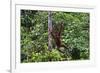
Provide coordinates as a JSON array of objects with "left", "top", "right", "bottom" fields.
[{"left": 48, "top": 11, "right": 52, "bottom": 50}]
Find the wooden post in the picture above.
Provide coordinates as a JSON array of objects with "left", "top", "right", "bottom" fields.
[{"left": 48, "top": 11, "right": 52, "bottom": 50}]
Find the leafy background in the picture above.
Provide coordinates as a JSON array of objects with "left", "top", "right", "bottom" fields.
[{"left": 21, "top": 10, "right": 89, "bottom": 63}]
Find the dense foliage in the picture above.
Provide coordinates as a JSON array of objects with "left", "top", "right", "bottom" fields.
[{"left": 21, "top": 10, "right": 90, "bottom": 63}]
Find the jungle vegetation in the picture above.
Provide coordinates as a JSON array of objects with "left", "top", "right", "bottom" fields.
[{"left": 20, "top": 10, "right": 90, "bottom": 63}]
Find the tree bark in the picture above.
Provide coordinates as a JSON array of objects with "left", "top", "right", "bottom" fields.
[{"left": 48, "top": 11, "right": 52, "bottom": 50}]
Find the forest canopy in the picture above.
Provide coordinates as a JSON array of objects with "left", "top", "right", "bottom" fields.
[{"left": 21, "top": 10, "right": 90, "bottom": 63}]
